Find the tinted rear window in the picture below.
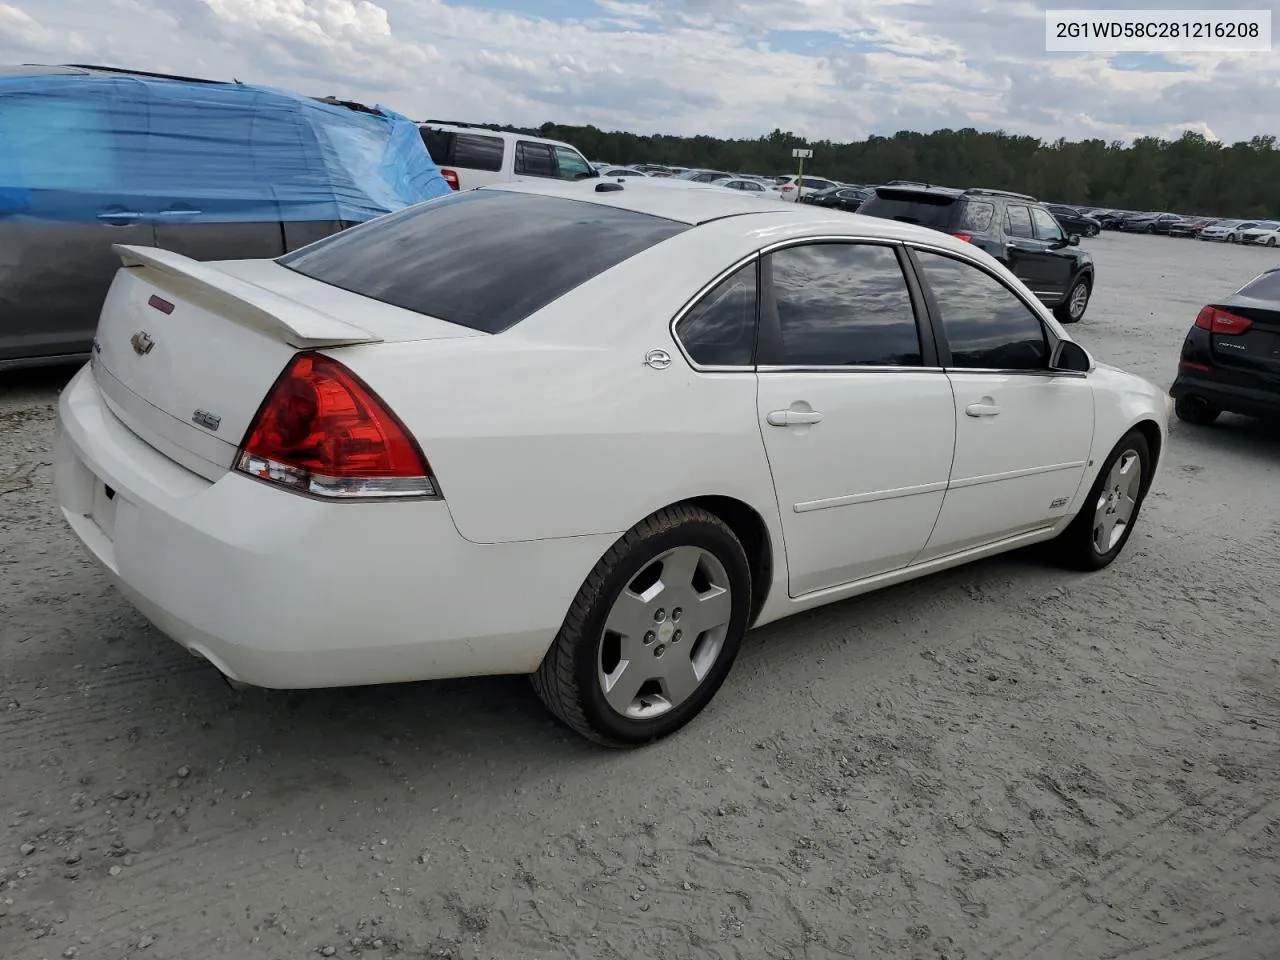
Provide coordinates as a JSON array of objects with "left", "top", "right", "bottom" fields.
[
  {"left": 1238, "top": 270, "right": 1280, "bottom": 301},
  {"left": 955, "top": 201, "right": 995, "bottom": 232},
  {"left": 420, "top": 130, "right": 505, "bottom": 172},
  {"left": 278, "top": 190, "right": 688, "bottom": 334},
  {"left": 859, "top": 190, "right": 958, "bottom": 228},
  {"left": 453, "top": 133, "right": 504, "bottom": 171}
]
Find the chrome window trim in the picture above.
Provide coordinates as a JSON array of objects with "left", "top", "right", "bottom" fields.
[
  {"left": 756, "top": 364, "right": 947, "bottom": 374},
  {"left": 668, "top": 233, "right": 1093, "bottom": 378},
  {"left": 670, "top": 235, "right": 915, "bottom": 374}
]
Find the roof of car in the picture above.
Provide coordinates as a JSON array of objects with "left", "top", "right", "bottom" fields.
[
  {"left": 6, "top": 63, "right": 231, "bottom": 84},
  {"left": 480, "top": 179, "right": 980, "bottom": 252},
  {"left": 420, "top": 122, "right": 582, "bottom": 152}
]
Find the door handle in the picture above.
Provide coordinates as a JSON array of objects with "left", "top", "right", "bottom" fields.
[
  {"left": 97, "top": 211, "right": 142, "bottom": 223},
  {"left": 965, "top": 402, "right": 1002, "bottom": 418},
  {"left": 152, "top": 209, "right": 204, "bottom": 217},
  {"left": 767, "top": 409, "right": 824, "bottom": 426}
]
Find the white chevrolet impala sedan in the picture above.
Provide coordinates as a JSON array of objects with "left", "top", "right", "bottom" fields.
[{"left": 55, "top": 179, "right": 1170, "bottom": 746}]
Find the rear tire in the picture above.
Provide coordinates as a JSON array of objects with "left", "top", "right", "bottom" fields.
[
  {"left": 532, "top": 505, "right": 752, "bottom": 747},
  {"left": 1050, "top": 431, "right": 1151, "bottom": 572},
  {"left": 1174, "top": 395, "right": 1221, "bottom": 426},
  {"left": 1087, "top": 224, "right": 1099, "bottom": 237}
]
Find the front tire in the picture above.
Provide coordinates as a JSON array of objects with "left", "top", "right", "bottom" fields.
[
  {"left": 1175, "top": 394, "right": 1221, "bottom": 426},
  {"left": 1050, "top": 431, "right": 1151, "bottom": 572},
  {"left": 1055, "top": 278, "right": 1091, "bottom": 324},
  {"left": 1087, "top": 224, "right": 1099, "bottom": 237},
  {"left": 532, "top": 505, "right": 752, "bottom": 747}
]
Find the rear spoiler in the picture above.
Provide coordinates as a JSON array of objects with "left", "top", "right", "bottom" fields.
[{"left": 112, "top": 244, "right": 383, "bottom": 348}]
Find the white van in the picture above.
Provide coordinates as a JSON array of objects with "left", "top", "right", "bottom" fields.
[{"left": 418, "top": 123, "right": 598, "bottom": 191}]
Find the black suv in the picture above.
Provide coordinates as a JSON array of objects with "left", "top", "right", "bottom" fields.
[{"left": 858, "top": 186, "right": 1096, "bottom": 323}]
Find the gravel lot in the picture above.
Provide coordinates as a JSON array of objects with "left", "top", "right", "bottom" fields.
[{"left": 2, "top": 233, "right": 1278, "bottom": 960}]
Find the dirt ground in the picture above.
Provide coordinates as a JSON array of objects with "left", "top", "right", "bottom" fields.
[{"left": 2, "top": 232, "right": 1278, "bottom": 960}]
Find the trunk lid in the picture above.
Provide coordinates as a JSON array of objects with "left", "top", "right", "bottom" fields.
[
  {"left": 1210, "top": 294, "right": 1280, "bottom": 380},
  {"left": 91, "top": 245, "right": 481, "bottom": 481}
]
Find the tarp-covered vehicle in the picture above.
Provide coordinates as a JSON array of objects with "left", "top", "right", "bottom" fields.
[{"left": 0, "top": 64, "right": 452, "bottom": 369}]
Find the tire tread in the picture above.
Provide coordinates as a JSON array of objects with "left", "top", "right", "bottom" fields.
[{"left": 531, "top": 504, "right": 741, "bottom": 748}]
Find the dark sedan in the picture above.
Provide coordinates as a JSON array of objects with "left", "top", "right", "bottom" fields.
[
  {"left": 1120, "top": 212, "right": 1184, "bottom": 234},
  {"left": 1046, "top": 204, "right": 1101, "bottom": 237},
  {"left": 1171, "top": 266, "right": 1280, "bottom": 425},
  {"left": 1167, "top": 217, "right": 1219, "bottom": 238},
  {"left": 800, "top": 185, "right": 871, "bottom": 212}
]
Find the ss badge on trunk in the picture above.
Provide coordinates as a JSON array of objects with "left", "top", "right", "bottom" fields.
[{"left": 191, "top": 409, "right": 222, "bottom": 432}]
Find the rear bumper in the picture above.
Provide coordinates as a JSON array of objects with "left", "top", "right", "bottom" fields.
[
  {"left": 1170, "top": 371, "right": 1280, "bottom": 420},
  {"left": 54, "top": 365, "right": 613, "bottom": 689}
]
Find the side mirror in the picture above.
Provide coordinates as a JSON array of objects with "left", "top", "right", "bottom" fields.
[
  {"left": 1050, "top": 339, "right": 1091, "bottom": 373},
  {"left": 1068, "top": 233, "right": 1081, "bottom": 246}
]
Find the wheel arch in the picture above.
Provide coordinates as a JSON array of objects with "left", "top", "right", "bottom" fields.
[
  {"left": 684, "top": 495, "right": 775, "bottom": 626},
  {"left": 1129, "top": 418, "right": 1164, "bottom": 493}
]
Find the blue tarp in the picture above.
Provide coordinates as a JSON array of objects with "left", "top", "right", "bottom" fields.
[{"left": 0, "top": 71, "right": 452, "bottom": 224}]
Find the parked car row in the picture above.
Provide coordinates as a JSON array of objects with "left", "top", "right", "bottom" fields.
[{"left": 1052, "top": 205, "right": 1280, "bottom": 245}]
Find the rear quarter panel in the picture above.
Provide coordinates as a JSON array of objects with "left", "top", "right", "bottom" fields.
[{"left": 336, "top": 226, "right": 784, "bottom": 549}]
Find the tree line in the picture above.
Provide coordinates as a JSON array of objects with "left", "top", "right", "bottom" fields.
[{"left": 442, "top": 118, "right": 1280, "bottom": 218}]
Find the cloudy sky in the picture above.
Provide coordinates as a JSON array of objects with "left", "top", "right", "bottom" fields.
[{"left": 2, "top": 0, "right": 1276, "bottom": 144}]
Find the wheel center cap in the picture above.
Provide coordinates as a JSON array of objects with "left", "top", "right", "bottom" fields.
[{"left": 657, "top": 620, "right": 676, "bottom": 644}]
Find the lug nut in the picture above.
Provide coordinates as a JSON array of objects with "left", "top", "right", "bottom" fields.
[
  {"left": 654, "top": 644, "right": 666, "bottom": 657},
  {"left": 644, "top": 631, "right": 656, "bottom": 645},
  {"left": 672, "top": 630, "right": 682, "bottom": 643},
  {"left": 672, "top": 607, "right": 682, "bottom": 622},
  {"left": 654, "top": 608, "right": 666, "bottom": 623}
]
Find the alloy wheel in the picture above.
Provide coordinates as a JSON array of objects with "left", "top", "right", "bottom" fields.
[
  {"left": 1092, "top": 449, "right": 1142, "bottom": 554},
  {"left": 597, "top": 546, "right": 733, "bottom": 719},
  {"left": 1069, "top": 283, "right": 1089, "bottom": 320}
]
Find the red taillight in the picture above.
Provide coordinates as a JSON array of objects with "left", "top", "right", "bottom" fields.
[
  {"left": 1194, "top": 305, "right": 1252, "bottom": 335},
  {"left": 441, "top": 168, "right": 460, "bottom": 191},
  {"left": 236, "top": 352, "right": 438, "bottom": 500},
  {"left": 1179, "top": 359, "right": 1211, "bottom": 371},
  {"left": 950, "top": 233, "right": 973, "bottom": 243}
]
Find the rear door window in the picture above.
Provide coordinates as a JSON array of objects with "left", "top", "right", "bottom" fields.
[
  {"left": 858, "top": 190, "right": 959, "bottom": 229},
  {"left": 1004, "top": 205, "right": 1034, "bottom": 239},
  {"left": 453, "top": 133, "right": 504, "bottom": 171},
  {"left": 514, "top": 141, "right": 556, "bottom": 178},
  {"left": 278, "top": 190, "right": 688, "bottom": 334},
  {"left": 764, "top": 243, "right": 923, "bottom": 367}
]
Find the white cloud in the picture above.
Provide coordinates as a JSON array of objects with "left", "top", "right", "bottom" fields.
[{"left": 0, "top": 0, "right": 1274, "bottom": 145}]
